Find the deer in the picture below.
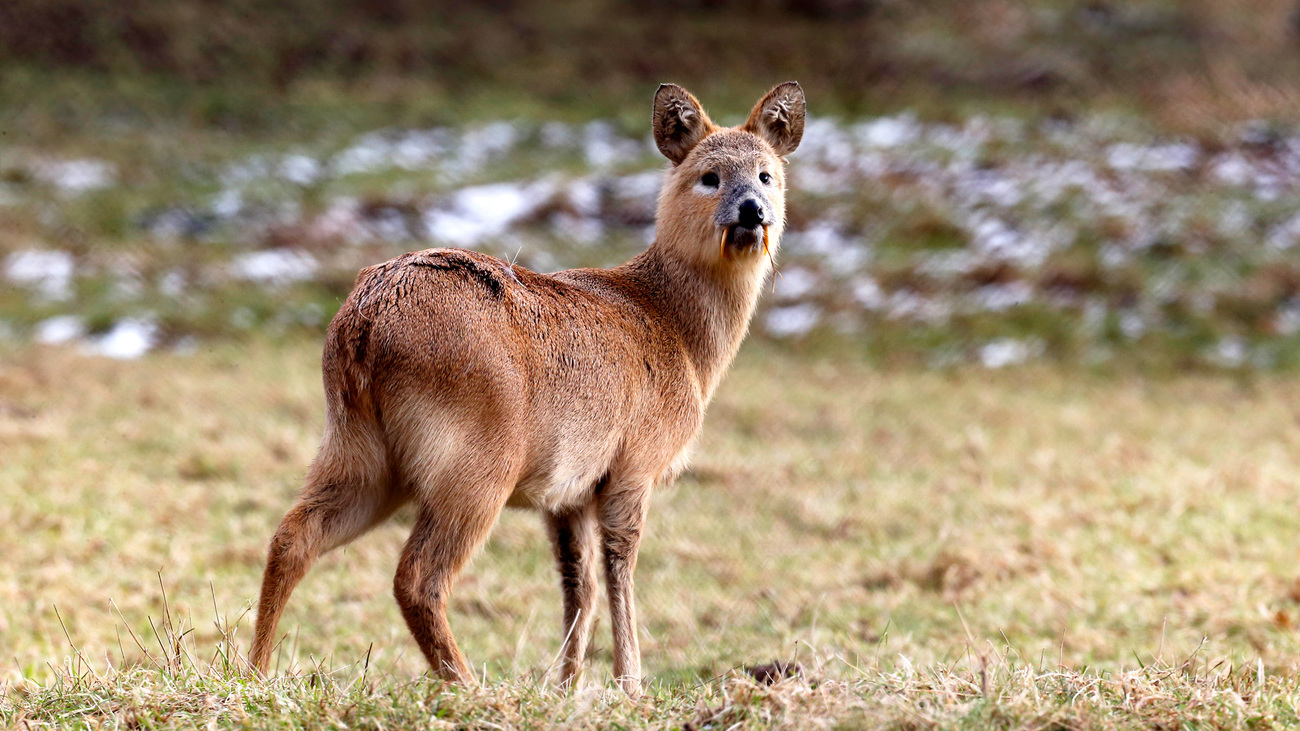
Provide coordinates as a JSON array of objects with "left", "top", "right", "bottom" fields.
[{"left": 248, "top": 82, "right": 806, "bottom": 697}]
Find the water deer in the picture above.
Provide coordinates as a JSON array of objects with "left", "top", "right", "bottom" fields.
[{"left": 249, "top": 82, "right": 805, "bottom": 696}]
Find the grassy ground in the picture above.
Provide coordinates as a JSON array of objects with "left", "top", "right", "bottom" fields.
[{"left": 5, "top": 339, "right": 1300, "bottom": 727}]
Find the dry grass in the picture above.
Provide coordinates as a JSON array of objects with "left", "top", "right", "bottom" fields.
[{"left": 5, "top": 339, "right": 1300, "bottom": 727}]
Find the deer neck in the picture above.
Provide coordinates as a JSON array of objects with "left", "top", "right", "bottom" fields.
[{"left": 629, "top": 239, "right": 770, "bottom": 400}]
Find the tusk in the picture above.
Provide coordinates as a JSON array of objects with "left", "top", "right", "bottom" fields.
[
  {"left": 719, "top": 227, "right": 729, "bottom": 260},
  {"left": 764, "top": 225, "right": 778, "bottom": 292}
]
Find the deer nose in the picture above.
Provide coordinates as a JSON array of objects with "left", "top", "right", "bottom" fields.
[{"left": 737, "top": 199, "right": 764, "bottom": 229}]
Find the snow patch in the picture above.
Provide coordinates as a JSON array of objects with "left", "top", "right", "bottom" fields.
[
  {"left": 424, "top": 181, "right": 551, "bottom": 247},
  {"left": 1207, "top": 336, "right": 1247, "bottom": 368},
  {"left": 84, "top": 317, "right": 158, "bottom": 359},
  {"left": 772, "top": 267, "right": 819, "bottom": 301},
  {"left": 1106, "top": 143, "right": 1198, "bottom": 172},
  {"left": 765, "top": 304, "right": 821, "bottom": 338},
  {"left": 6, "top": 249, "right": 75, "bottom": 300},
  {"left": 856, "top": 114, "right": 920, "bottom": 149},
  {"left": 230, "top": 249, "right": 318, "bottom": 284},
  {"left": 582, "top": 121, "right": 643, "bottom": 169},
  {"left": 34, "top": 315, "right": 85, "bottom": 344},
  {"left": 972, "top": 282, "right": 1033, "bottom": 312},
  {"left": 979, "top": 338, "right": 1041, "bottom": 368},
  {"left": 33, "top": 158, "right": 117, "bottom": 194},
  {"left": 279, "top": 155, "right": 322, "bottom": 186}
]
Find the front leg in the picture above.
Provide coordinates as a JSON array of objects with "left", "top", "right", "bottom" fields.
[
  {"left": 546, "top": 504, "right": 598, "bottom": 689},
  {"left": 598, "top": 479, "right": 652, "bottom": 697}
]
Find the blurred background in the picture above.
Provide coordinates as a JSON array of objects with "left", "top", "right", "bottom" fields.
[{"left": 4, "top": 0, "right": 1300, "bottom": 368}]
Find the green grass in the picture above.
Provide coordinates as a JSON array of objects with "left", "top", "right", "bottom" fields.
[{"left": 6, "top": 340, "right": 1300, "bottom": 727}]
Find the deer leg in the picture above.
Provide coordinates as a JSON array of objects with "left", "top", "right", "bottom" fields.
[
  {"left": 250, "top": 467, "right": 402, "bottom": 676},
  {"left": 546, "top": 504, "right": 599, "bottom": 689},
  {"left": 598, "top": 479, "right": 652, "bottom": 697},
  {"left": 393, "top": 494, "right": 505, "bottom": 683}
]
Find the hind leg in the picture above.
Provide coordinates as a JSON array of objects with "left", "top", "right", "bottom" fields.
[
  {"left": 393, "top": 484, "right": 510, "bottom": 682},
  {"left": 250, "top": 428, "right": 400, "bottom": 676}
]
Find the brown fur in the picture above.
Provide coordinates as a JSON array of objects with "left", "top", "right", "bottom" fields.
[{"left": 249, "top": 82, "right": 806, "bottom": 696}]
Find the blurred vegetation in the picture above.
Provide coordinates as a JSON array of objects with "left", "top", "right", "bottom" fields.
[
  {"left": 4, "top": 0, "right": 1300, "bottom": 134},
  {"left": 5, "top": 0, "right": 1300, "bottom": 371}
]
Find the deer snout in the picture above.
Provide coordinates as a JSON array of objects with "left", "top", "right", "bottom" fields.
[{"left": 737, "top": 199, "right": 764, "bottom": 230}]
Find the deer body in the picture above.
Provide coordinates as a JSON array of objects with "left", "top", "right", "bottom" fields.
[
  {"left": 250, "top": 83, "right": 806, "bottom": 696},
  {"left": 341, "top": 248, "right": 710, "bottom": 514}
]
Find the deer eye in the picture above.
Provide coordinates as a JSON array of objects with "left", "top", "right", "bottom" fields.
[
  {"left": 759, "top": 171, "right": 772, "bottom": 185},
  {"left": 701, "top": 172, "right": 720, "bottom": 187}
]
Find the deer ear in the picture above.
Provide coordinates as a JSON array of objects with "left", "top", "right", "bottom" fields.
[
  {"left": 653, "top": 84, "right": 715, "bottom": 165},
  {"left": 744, "top": 82, "right": 805, "bottom": 156}
]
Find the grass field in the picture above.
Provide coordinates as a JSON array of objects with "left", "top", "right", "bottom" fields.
[{"left": 5, "top": 339, "right": 1300, "bottom": 727}]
